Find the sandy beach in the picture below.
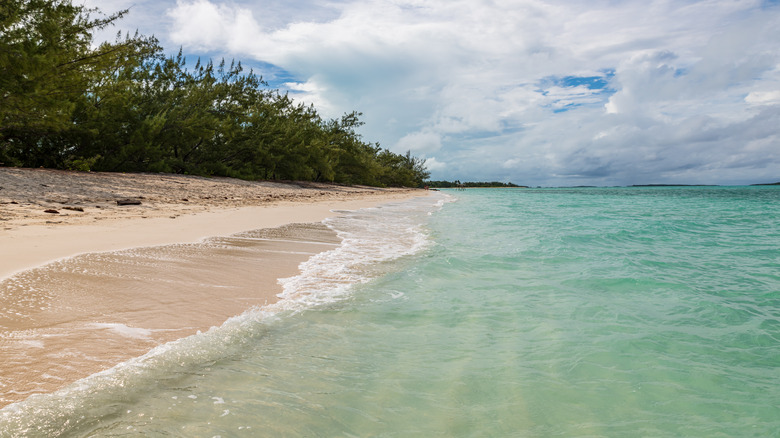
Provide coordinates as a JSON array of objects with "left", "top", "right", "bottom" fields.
[
  {"left": 0, "top": 167, "right": 422, "bottom": 407},
  {"left": 0, "top": 168, "right": 419, "bottom": 278}
]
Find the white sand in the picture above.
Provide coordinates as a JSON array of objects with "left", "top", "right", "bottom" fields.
[{"left": 0, "top": 198, "right": 407, "bottom": 280}]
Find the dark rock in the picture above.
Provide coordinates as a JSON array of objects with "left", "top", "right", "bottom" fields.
[
  {"left": 116, "top": 199, "right": 142, "bottom": 206},
  {"left": 44, "top": 209, "right": 59, "bottom": 214},
  {"left": 63, "top": 206, "right": 85, "bottom": 212}
]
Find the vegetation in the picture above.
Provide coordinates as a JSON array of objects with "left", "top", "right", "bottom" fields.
[
  {"left": 425, "top": 180, "right": 526, "bottom": 188},
  {"left": 0, "top": 0, "right": 429, "bottom": 187}
]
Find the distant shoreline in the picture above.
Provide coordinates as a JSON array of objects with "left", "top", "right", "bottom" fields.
[{"left": 428, "top": 181, "right": 780, "bottom": 189}]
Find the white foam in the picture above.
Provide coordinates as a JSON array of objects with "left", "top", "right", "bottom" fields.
[
  {"left": 88, "top": 323, "right": 154, "bottom": 340},
  {"left": 273, "top": 193, "right": 445, "bottom": 310},
  {"left": 18, "top": 340, "right": 45, "bottom": 349},
  {"left": 0, "top": 193, "right": 449, "bottom": 434}
]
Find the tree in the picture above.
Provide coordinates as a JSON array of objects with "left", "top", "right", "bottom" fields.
[
  {"left": 0, "top": 0, "right": 158, "bottom": 166},
  {"left": 0, "top": 1, "right": 429, "bottom": 187}
]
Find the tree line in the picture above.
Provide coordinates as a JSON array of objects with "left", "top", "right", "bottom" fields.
[{"left": 0, "top": 0, "right": 429, "bottom": 187}]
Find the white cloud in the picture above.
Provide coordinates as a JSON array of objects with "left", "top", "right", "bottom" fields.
[
  {"left": 746, "top": 90, "right": 780, "bottom": 105},
  {"left": 166, "top": 0, "right": 263, "bottom": 52},
  {"left": 423, "top": 157, "right": 447, "bottom": 173},
  {"left": 158, "top": 0, "right": 780, "bottom": 185},
  {"left": 283, "top": 78, "right": 338, "bottom": 118},
  {"left": 395, "top": 130, "right": 442, "bottom": 155}
]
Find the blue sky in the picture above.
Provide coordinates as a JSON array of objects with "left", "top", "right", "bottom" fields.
[{"left": 87, "top": 0, "right": 780, "bottom": 186}]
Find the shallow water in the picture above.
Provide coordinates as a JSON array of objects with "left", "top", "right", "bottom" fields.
[
  {"left": 2, "top": 187, "right": 779, "bottom": 437},
  {"left": 0, "top": 223, "right": 339, "bottom": 407}
]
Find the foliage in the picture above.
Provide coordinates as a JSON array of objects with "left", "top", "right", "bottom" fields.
[{"left": 0, "top": 0, "right": 428, "bottom": 187}]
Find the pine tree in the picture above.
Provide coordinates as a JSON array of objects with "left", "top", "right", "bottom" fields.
[{"left": 0, "top": 0, "right": 157, "bottom": 166}]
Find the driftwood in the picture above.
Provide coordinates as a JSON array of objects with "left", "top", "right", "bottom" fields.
[{"left": 116, "top": 199, "right": 142, "bottom": 206}]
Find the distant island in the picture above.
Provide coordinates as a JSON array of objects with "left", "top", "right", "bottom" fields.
[
  {"left": 633, "top": 183, "right": 780, "bottom": 187},
  {"left": 425, "top": 181, "right": 527, "bottom": 188},
  {"left": 630, "top": 184, "right": 719, "bottom": 187}
]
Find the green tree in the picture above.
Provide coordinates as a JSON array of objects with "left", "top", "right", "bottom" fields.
[
  {"left": 0, "top": 1, "right": 429, "bottom": 187},
  {"left": 377, "top": 149, "right": 429, "bottom": 187},
  {"left": 0, "top": 0, "right": 156, "bottom": 166}
]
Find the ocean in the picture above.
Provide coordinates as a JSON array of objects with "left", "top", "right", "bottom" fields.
[{"left": 1, "top": 186, "right": 779, "bottom": 437}]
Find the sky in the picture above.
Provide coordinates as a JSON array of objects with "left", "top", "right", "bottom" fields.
[{"left": 84, "top": 0, "right": 780, "bottom": 186}]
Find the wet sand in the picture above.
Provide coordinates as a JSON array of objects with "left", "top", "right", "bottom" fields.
[{"left": 0, "top": 168, "right": 422, "bottom": 407}]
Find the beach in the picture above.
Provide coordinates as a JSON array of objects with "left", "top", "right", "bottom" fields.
[
  {"left": 1, "top": 185, "right": 778, "bottom": 436},
  {"left": 0, "top": 167, "right": 421, "bottom": 408},
  {"left": 0, "top": 167, "right": 419, "bottom": 278}
]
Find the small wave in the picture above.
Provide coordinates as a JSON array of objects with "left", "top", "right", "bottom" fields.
[
  {"left": 274, "top": 194, "right": 442, "bottom": 310},
  {"left": 0, "top": 193, "right": 446, "bottom": 436},
  {"left": 87, "top": 323, "right": 154, "bottom": 340}
]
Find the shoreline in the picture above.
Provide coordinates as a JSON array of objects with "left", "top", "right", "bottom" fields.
[
  {"left": 0, "top": 199, "right": 410, "bottom": 281},
  {"left": 0, "top": 167, "right": 420, "bottom": 280},
  {"left": 0, "top": 168, "right": 424, "bottom": 407}
]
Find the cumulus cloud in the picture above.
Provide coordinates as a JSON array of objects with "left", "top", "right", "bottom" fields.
[
  {"left": 423, "top": 157, "right": 447, "bottom": 173},
  {"left": 154, "top": 0, "right": 780, "bottom": 185},
  {"left": 746, "top": 91, "right": 780, "bottom": 106},
  {"left": 166, "top": 0, "right": 264, "bottom": 53},
  {"left": 396, "top": 130, "right": 443, "bottom": 155}
]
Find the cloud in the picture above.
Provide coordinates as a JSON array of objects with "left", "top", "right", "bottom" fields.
[
  {"left": 160, "top": 0, "right": 780, "bottom": 185},
  {"left": 166, "top": 0, "right": 263, "bottom": 53},
  {"left": 423, "top": 157, "right": 447, "bottom": 173},
  {"left": 396, "top": 130, "right": 442, "bottom": 155},
  {"left": 746, "top": 90, "right": 780, "bottom": 106}
]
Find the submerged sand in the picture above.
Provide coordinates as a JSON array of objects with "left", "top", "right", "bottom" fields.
[{"left": 0, "top": 168, "right": 422, "bottom": 407}]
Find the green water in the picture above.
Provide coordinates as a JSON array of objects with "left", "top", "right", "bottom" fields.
[{"left": 2, "top": 187, "right": 779, "bottom": 437}]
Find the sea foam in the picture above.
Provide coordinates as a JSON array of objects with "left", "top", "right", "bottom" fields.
[{"left": 0, "top": 193, "right": 445, "bottom": 436}]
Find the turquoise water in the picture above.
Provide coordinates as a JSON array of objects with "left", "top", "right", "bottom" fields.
[{"left": 2, "top": 187, "right": 780, "bottom": 436}]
